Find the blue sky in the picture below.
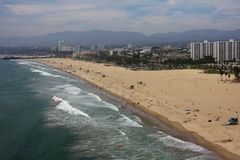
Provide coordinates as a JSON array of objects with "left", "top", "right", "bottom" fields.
[{"left": 0, "top": 0, "right": 240, "bottom": 37}]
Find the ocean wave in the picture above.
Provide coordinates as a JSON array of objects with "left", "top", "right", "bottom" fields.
[
  {"left": 54, "top": 84, "right": 82, "bottom": 95},
  {"left": 30, "top": 68, "right": 68, "bottom": 79},
  {"left": 34, "top": 65, "right": 59, "bottom": 72},
  {"left": 87, "top": 93, "right": 102, "bottom": 101},
  {"left": 17, "top": 60, "right": 62, "bottom": 72},
  {"left": 102, "top": 101, "right": 119, "bottom": 111},
  {"left": 17, "top": 61, "right": 45, "bottom": 67},
  {"left": 17, "top": 61, "right": 33, "bottom": 65},
  {"left": 118, "top": 114, "right": 143, "bottom": 128},
  {"left": 52, "top": 96, "right": 90, "bottom": 118},
  {"left": 34, "top": 65, "right": 49, "bottom": 70},
  {"left": 158, "top": 135, "right": 206, "bottom": 153},
  {"left": 184, "top": 155, "right": 208, "bottom": 160},
  {"left": 85, "top": 93, "right": 119, "bottom": 111},
  {"left": 16, "top": 60, "right": 43, "bottom": 66},
  {"left": 118, "top": 129, "right": 126, "bottom": 136},
  {"left": 132, "top": 115, "right": 142, "bottom": 124}
]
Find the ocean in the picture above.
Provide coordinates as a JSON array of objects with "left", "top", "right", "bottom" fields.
[{"left": 0, "top": 60, "right": 219, "bottom": 160}]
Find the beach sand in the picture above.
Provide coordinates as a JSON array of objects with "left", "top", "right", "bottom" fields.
[{"left": 37, "top": 58, "right": 240, "bottom": 160}]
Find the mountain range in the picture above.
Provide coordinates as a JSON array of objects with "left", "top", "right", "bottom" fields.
[{"left": 1, "top": 29, "right": 240, "bottom": 47}]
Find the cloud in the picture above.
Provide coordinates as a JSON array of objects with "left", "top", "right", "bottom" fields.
[
  {"left": 5, "top": 3, "right": 96, "bottom": 15},
  {"left": 0, "top": 0, "right": 240, "bottom": 37}
]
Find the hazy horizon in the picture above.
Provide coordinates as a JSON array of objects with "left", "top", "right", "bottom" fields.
[
  {"left": 1, "top": 0, "right": 240, "bottom": 37},
  {"left": 1, "top": 28, "right": 240, "bottom": 39}
]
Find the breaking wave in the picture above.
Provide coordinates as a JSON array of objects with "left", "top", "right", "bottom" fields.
[
  {"left": 158, "top": 134, "right": 206, "bottom": 153},
  {"left": 54, "top": 84, "right": 81, "bottom": 95},
  {"left": 87, "top": 93, "right": 102, "bottom": 101},
  {"left": 84, "top": 93, "right": 119, "bottom": 111},
  {"left": 118, "top": 114, "right": 143, "bottom": 128},
  {"left": 31, "top": 69, "right": 68, "bottom": 79},
  {"left": 118, "top": 129, "right": 126, "bottom": 136},
  {"left": 133, "top": 115, "right": 142, "bottom": 124},
  {"left": 52, "top": 96, "right": 90, "bottom": 118},
  {"left": 184, "top": 155, "right": 208, "bottom": 160},
  {"left": 101, "top": 101, "right": 119, "bottom": 111}
]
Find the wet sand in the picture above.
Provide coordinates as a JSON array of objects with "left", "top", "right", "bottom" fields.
[{"left": 36, "top": 58, "right": 240, "bottom": 160}]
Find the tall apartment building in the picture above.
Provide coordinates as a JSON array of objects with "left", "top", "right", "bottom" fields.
[{"left": 190, "top": 40, "right": 240, "bottom": 62}]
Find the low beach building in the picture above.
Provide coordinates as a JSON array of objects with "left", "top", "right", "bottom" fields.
[{"left": 73, "top": 50, "right": 96, "bottom": 60}]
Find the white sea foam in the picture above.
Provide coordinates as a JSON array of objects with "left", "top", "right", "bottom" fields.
[
  {"left": 102, "top": 101, "right": 119, "bottom": 111},
  {"left": 35, "top": 65, "right": 58, "bottom": 72},
  {"left": 118, "top": 129, "right": 126, "bottom": 136},
  {"left": 16, "top": 60, "right": 39, "bottom": 65},
  {"left": 55, "top": 84, "right": 81, "bottom": 95},
  {"left": 31, "top": 69, "right": 68, "bottom": 79},
  {"left": 158, "top": 135, "right": 206, "bottom": 153},
  {"left": 87, "top": 93, "right": 102, "bottom": 101},
  {"left": 35, "top": 65, "right": 48, "bottom": 70},
  {"left": 17, "top": 61, "right": 61, "bottom": 72},
  {"left": 133, "top": 115, "right": 142, "bottom": 124},
  {"left": 52, "top": 96, "right": 90, "bottom": 118},
  {"left": 118, "top": 114, "right": 143, "bottom": 128},
  {"left": 17, "top": 61, "right": 45, "bottom": 68},
  {"left": 86, "top": 93, "right": 119, "bottom": 111},
  {"left": 157, "top": 131, "right": 164, "bottom": 134},
  {"left": 184, "top": 155, "right": 207, "bottom": 160},
  {"left": 17, "top": 61, "right": 33, "bottom": 65}
]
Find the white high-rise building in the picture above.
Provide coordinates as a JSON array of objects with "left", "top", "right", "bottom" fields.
[
  {"left": 235, "top": 41, "right": 240, "bottom": 60},
  {"left": 191, "top": 39, "right": 240, "bottom": 62},
  {"left": 58, "top": 41, "right": 64, "bottom": 52},
  {"left": 191, "top": 42, "right": 201, "bottom": 60}
]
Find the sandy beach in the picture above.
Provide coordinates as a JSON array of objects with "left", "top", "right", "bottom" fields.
[{"left": 36, "top": 58, "right": 240, "bottom": 160}]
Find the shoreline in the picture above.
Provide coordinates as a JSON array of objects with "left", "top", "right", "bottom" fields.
[{"left": 32, "top": 58, "right": 240, "bottom": 160}]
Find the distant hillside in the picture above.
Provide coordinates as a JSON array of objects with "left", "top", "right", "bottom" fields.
[
  {"left": 150, "top": 29, "right": 240, "bottom": 43},
  {"left": 1, "top": 29, "right": 240, "bottom": 47}
]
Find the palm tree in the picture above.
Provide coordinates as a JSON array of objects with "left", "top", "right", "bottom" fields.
[
  {"left": 233, "top": 66, "right": 240, "bottom": 80},
  {"left": 228, "top": 74, "right": 231, "bottom": 81},
  {"left": 224, "top": 71, "right": 228, "bottom": 81},
  {"left": 219, "top": 69, "right": 224, "bottom": 81}
]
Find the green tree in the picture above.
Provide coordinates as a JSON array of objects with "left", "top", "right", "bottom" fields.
[{"left": 233, "top": 66, "right": 240, "bottom": 80}]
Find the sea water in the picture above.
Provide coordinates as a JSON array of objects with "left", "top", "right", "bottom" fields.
[{"left": 0, "top": 60, "right": 219, "bottom": 160}]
